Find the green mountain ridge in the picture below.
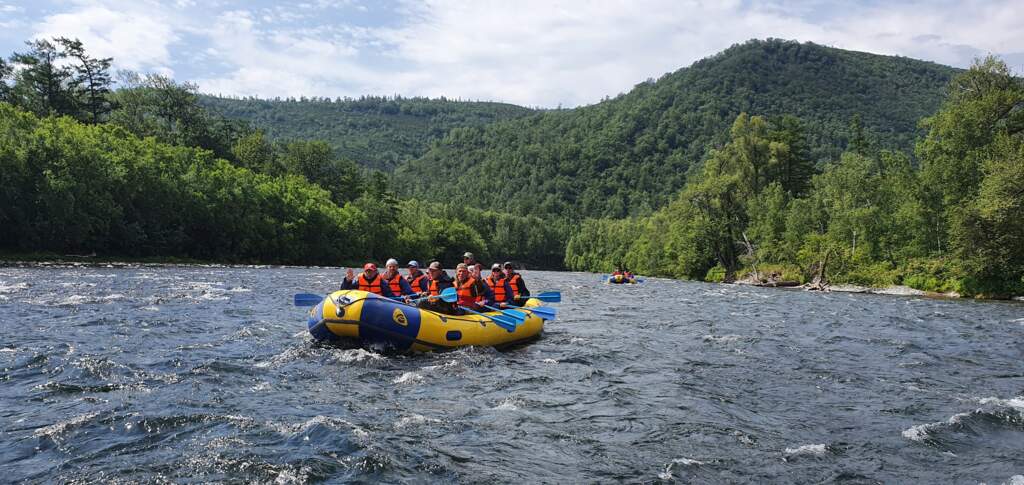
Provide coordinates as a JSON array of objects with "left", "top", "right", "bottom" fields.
[
  {"left": 393, "top": 39, "right": 960, "bottom": 219},
  {"left": 199, "top": 95, "right": 535, "bottom": 171}
]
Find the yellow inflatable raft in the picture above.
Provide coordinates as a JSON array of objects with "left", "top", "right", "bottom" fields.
[
  {"left": 306, "top": 290, "right": 546, "bottom": 351},
  {"left": 605, "top": 274, "right": 639, "bottom": 284}
]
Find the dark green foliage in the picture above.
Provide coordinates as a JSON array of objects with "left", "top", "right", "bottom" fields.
[
  {"left": 396, "top": 39, "right": 957, "bottom": 219},
  {"left": 0, "top": 57, "right": 12, "bottom": 102},
  {"left": 5, "top": 37, "right": 115, "bottom": 124},
  {"left": 918, "top": 56, "right": 1024, "bottom": 295},
  {"left": 567, "top": 56, "right": 1024, "bottom": 296},
  {"left": 0, "top": 100, "right": 566, "bottom": 268},
  {"left": 8, "top": 39, "right": 78, "bottom": 118},
  {"left": 56, "top": 37, "right": 113, "bottom": 123},
  {"left": 108, "top": 73, "right": 249, "bottom": 162},
  {"left": 0, "top": 102, "right": 366, "bottom": 264},
  {"left": 200, "top": 95, "right": 535, "bottom": 171}
]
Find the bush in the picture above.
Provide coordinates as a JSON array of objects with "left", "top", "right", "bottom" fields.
[{"left": 705, "top": 264, "right": 726, "bottom": 283}]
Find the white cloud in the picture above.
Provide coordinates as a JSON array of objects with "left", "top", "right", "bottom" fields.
[
  {"left": 351, "top": 0, "right": 1024, "bottom": 106},
  {"left": 32, "top": 1, "right": 180, "bottom": 72},
  {"left": 191, "top": 9, "right": 374, "bottom": 98},
  {"left": 19, "top": 0, "right": 1024, "bottom": 107}
]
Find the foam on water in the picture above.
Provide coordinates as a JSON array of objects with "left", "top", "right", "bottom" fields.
[
  {"left": 902, "top": 412, "right": 971, "bottom": 441},
  {"left": 658, "top": 458, "right": 705, "bottom": 480},
  {"left": 331, "top": 348, "right": 385, "bottom": 363},
  {"left": 0, "top": 282, "right": 30, "bottom": 293},
  {"left": 977, "top": 396, "right": 1024, "bottom": 412},
  {"left": 393, "top": 413, "right": 440, "bottom": 429},
  {"left": 392, "top": 372, "right": 423, "bottom": 384},
  {"left": 784, "top": 444, "right": 828, "bottom": 455},
  {"left": 702, "top": 334, "right": 744, "bottom": 343},
  {"left": 491, "top": 396, "right": 522, "bottom": 411},
  {"left": 34, "top": 412, "right": 101, "bottom": 440}
]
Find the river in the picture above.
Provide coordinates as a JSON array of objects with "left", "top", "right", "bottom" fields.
[{"left": 1, "top": 265, "right": 1022, "bottom": 483}]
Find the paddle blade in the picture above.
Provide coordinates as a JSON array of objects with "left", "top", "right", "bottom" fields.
[
  {"left": 294, "top": 293, "right": 323, "bottom": 307},
  {"left": 535, "top": 291, "right": 561, "bottom": 303},
  {"left": 503, "top": 308, "right": 529, "bottom": 320},
  {"left": 490, "top": 314, "right": 518, "bottom": 332},
  {"left": 440, "top": 287, "right": 458, "bottom": 303},
  {"left": 483, "top": 304, "right": 527, "bottom": 321},
  {"left": 529, "top": 307, "right": 557, "bottom": 320}
]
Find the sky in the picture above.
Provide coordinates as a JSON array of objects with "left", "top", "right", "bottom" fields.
[{"left": 0, "top": 0, "right": 1022, "bottom": 108}]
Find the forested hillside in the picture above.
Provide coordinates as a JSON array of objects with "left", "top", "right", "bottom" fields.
[
  {"left": 200, "top": 95, "right": 535, "bottom": 171},
  {"left": 565, "top": 57, "right": 1024, "bottom": 297},
  {"left": 0, "top": 38, "right": 565, "bottom": 267},
  {"left": 395, "top": 39, "right": 958, "bottom": 219}
]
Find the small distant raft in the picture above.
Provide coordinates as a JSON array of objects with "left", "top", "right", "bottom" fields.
[
  {"left": 605, "top": 274, "right": 641, "bottom": 284},
  {"left": 306, "top": 290, "right": 546, "bottom": 352}
]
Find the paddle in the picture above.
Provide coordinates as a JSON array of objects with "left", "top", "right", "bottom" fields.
[
  {"left": 505, "top": 303, "right": 557, "bottom": 320},
  {"left": 294, "top": 293, "right": 323, "bottom": 307},
  {"left": 533, "top": 291, "right": 561, "bottom": 303},
  {"left": 480, "top": 304, "right": 529, "bottom": 321},
  {"left": 408, "top": 287, "right": 457, "bottom": 305},
  {"left": 435, "top": 289, "right": 518, "bottom": 331}
]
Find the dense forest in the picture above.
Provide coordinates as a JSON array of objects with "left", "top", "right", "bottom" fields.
[
  {"left": 1, "top": 37, "right": 1021, "bottom": 296},
  {"left": 199, "top": 95, "right": 534, "bottom": 171},
  {"left": 565, "top": 57, "right": 1024, "bottom": 297},
  {"left": 0, "top": 38, "right": 567, "bottom": 268},
  {"left": 394, "top": 39, "right": 958, "bottom": 219}
]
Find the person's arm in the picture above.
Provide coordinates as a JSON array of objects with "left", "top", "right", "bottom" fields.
[
  {"left": 477, "top": 280, "right": 493, "bottom": 307},
  {"left": 517, "top": 276, "right": 530, "bottom": 297},
  {"left": 399, "top": 278, "right": 415, "bottom": 296},
  {"left": 340, "top": 269, "right": 356, "bottom": 290},
  {"left": 502, "top": 281, "right": 514, "bottom": 306},
  {"left": 379, "top": 281, "right": 395, "bottom": 298}
]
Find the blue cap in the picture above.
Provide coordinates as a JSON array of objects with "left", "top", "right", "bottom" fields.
[{"left": 407, "top": 260, "right": 420, "bottom": 268}]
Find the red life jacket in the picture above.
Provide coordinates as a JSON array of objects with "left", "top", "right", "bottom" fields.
[
  {"left": 408, "top": 272, "right": 428, "bottom": 292},
  {"left": 507, "top": 273, "right": 523, "bottom": 298},
  {"left": 486, "top": 275, "right": 508, "bottom": 302},
  {"left": 358, "top": 273, "right": 383, "bottom": 295},
  {"left": 456, "top": 277, "right": 479, "bottom": 307},
  {"left": 385, "top": 272, "right": 404, "bottom": 295}
]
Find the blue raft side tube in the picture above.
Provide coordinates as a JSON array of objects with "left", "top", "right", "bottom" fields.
[{"left": 307, "top": 300, "right": 338, "bottom": 341}]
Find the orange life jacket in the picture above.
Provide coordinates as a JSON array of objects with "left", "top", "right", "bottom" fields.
[
  {"left": 385, "top": 272, "right": 404, "bottom": 295},
  {"left": 486, "top": 275, "right": 508, "bottom": 302},
  {"left": 507, "top": 273, "right": 523, "bottom": 298},
  {"left": 456, "top": 277, "right": 479, "bottom": 307},
  {"left": 408, "top": 272, "right": 428, "bottom": 292},
  {"left": 428, "top": 278, "right": 441, "bottom": 296},
  {"left": 358, "top": 273, "right": 383, "bottom": 295}
]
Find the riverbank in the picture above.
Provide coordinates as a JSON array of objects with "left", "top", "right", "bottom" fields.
[
  {"left": 5, "top": 255, "right": 1020, "bottom": 302},
  {"left": 735, "top": 279, "right": 1024, "bottom": 302},
  {"left": 0, "top": 252, "right": 351, "bottom": 270}
]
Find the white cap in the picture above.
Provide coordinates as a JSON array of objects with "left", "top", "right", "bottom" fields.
[{"left": 385, "top": 258, "right": 399, "bottom": 267}]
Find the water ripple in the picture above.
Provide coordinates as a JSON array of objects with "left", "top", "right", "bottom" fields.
[{"left": 1, "top": 267, "right": 1022, "bottom": 482}]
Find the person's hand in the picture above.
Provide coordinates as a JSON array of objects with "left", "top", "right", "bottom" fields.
[
  {"left": 499, "top": 302, "right": 508, "bottom": 309},
  {"left": 345, "top": 268, "right": 354, "bottom": 280},
  {"left": 404, "top": 296, "right": 412, "bottom": 304}
]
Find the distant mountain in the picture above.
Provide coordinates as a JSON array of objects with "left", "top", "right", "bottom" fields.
[
  {"left": 199, "top": 95, "right": 535, "bottom": 171},
  {"left": 394, "top": 39, "right": 959, "bottom": 219}
]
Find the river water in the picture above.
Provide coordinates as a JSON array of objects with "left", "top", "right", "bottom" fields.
[{"left": 1, "top": 265, "right": 1022, "bottom": 483}]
